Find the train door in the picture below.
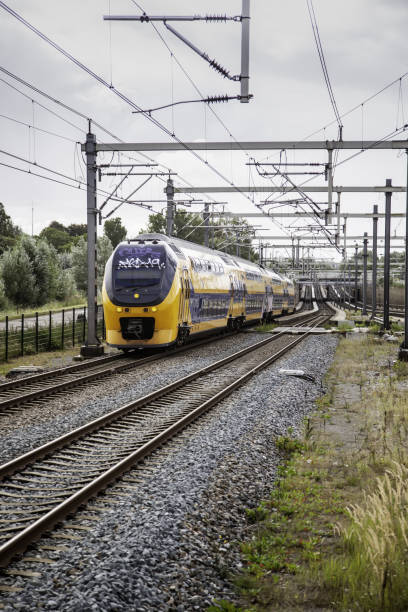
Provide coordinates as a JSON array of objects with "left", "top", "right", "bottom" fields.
[
  {"left": 178, "top": 268, "right": 190, "bottom": 325},
  {"left": 242, "top": 278, "right": 247, "bottom": 317}
]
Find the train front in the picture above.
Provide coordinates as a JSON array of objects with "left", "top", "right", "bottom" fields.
[{"left": 103, "top": 240, "right": 179, "bottom": 349}]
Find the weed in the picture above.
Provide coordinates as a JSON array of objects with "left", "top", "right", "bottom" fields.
[
  {"left": 255, "top": 322, "right": 278, "bottom": 332},
  {"left": 207, "top": 600, "right": 246, "bottom": 612},
  {"left": 275, "top": 436, "right": 304, "bottom": 454},
  {"left": 245, "top": 504, "right": 268, "bottom": 524},
  {"left": 391, "top": 321, "right": 404, "bottom": 333}
]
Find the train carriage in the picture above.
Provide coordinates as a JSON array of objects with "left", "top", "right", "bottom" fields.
[
  {"left": 102, "top": 233, "right": 294, "bottom": 350},
  {"left": 280, "top": 275, "right": 296, "bottom": 314}
]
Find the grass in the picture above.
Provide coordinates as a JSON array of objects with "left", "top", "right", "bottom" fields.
[
  {"left": 0, "top": 346, "right": 81, "bottom": 377},
  {"left": 0, "top": 296, "right": 87, "bottom": 322},
  {"left": 254, "top": 322, "right": 278, "bottom": 332},
  {"left": 219, "top": 335, "right": 408, "bottom": 611}
]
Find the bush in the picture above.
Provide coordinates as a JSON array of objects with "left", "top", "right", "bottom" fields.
[{"left": 1, "top": 245, "right": 36, "bottom": 307}]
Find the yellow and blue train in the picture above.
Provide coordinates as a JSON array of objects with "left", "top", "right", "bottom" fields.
[{"left": 102, "top": 233, "right": 295, "bottom": 350}]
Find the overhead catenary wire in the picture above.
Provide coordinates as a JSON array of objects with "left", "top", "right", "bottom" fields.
[
  {"left": 0, "top": 64, "right": 219, "bottom": 215},
  {"left": 128, "top": 0, "right": 294, "bottom": 241},
  {"left": 0, "top": 111, "right": 78, "bottom": 143},
  {"left": 306, "top": 0, "right": 342, "bottom": 133},
  {"left": 0, "top": 148, "right": 153, "bottom": 210},
  {"left": 1, "top": 1, "right": 293, "bottom": 245},
  {"left": 0, "top": 2, "right": 255, "bottom": 203}
]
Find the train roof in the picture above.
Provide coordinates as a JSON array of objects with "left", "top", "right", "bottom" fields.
[{"left": 131, "top": 233, "right": 282, "bottom": 278}]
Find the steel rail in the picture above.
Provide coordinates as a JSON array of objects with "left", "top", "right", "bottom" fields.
[
  {"left": 0, "top": 310, "right": 325, "bottom": 478},
  {"left": 0, "top": 309, "right": 332, "bottom": 567},
  {"left": 0, "top": 309, "right": 319, "bottom": 414}
]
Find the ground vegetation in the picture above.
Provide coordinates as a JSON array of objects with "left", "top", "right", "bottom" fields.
[{"left": 215, "top": 334, "right": 408, "bottom": 611}]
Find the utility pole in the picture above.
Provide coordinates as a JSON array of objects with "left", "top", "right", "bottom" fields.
[
  {"left": 362, "top": 232, "right": 368, "bottom": 316},
  {"left": 80, "top": 127, "right": 103, "bottom": 357},
  {"left": 165, "top": 177, "right": 174, "bottom": 237},
  {"left": 296, "top": 238, "right": 300, "bottom": 268},
  {"left": 371, "top": 204, "right": 378, "bottom": 319},
  {"left": 203, "top": 203, "right": 210, "bottom": 247},
  {"left": 399, "top": 151, "right": 408, "bottom": 360},
  {"left": 327, "top": 146, "right": 333, "bottom": 223},
  {"left": 336, "top": 192, "right": 341, "bottom": 245},
  {"left": 343, "top": 215, "right": 347, "bottom": 256},
  {"left": 383, "top": 178, "right": 392, "bottom": 330},
  {"left": 354, "top": 243, "right": 358, "bottom": 312}
]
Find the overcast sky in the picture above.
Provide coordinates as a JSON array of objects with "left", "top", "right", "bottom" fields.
[{"left": 1, "top": 0, "right": 408, "bottom": 261}]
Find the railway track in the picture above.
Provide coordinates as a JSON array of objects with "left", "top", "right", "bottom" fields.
[
  {"left": 0, "top": 307, "right": 320, "bottom": 416},
  {"left": 0, "top": 307, "right": 331, "bottom": 575}
]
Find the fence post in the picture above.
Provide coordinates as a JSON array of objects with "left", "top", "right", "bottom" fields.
[
  {"left": 35, "top": 312, "right": 39, "bottom": 354},
  {"left": 82, "top": 306, "right": 86, "bottom": 342},
  {"left": 21, "top": 313, "right": 24, "bottom": 357},
  {"left": 5, "top": 316, "right": 8, "bottom": 362},
  {"left": 48, "top": 311, "right": 52, "bottom": 350},
  {"left": 72, "top": 307, "right": 76, "bottom": 347},
  {"left": 61, "top": 309, "right": 65, "bottom": 349}
]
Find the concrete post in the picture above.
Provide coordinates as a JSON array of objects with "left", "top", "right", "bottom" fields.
[
  {"left": 203, "top": 203, "right": 210, "bottom": 247},
  {"left": 383, "top": 179, "right": 392, "bottom": 330},
  {"left": 371, "top": 204, "right": 378, "bottom": 319},
  {"left": 399, "top": 152, "right": 408, "bottom": 359},
  {"left": 327, "top": 147, "right": 333, "bottom": 223},
  {"left": 165, "top": 178, "right": 174, "bottom": 237},
  {"left": 362, "top": 232, "right": 368, "bottom": 316},
  {"left": 80, "top": 129, "right": 103, "bottom": 357},
  {"left": 354, "top": 244, "right": 358, "bottom": 312}
]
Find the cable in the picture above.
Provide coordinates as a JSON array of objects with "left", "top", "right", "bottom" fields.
[
  {"left": 1, "top": 0, "right": 286, "bottom": 246},
  {"left": 0, "top": 65, "right": 218, "bottom": 209},
  {"left": 0, "top": 111, "right": 77, "bottom": 143},
  {"left": 128, "top": 0, "right": 293, "bottom": 240},
  {"left": 0, "top": 76, "right": 85, "bottom": 134},
  {"left": 0, "top": 147, "right": 153, "bottom": 210},
  {"left": 306, "top": 0, "right": 342, "bottom": 132}
]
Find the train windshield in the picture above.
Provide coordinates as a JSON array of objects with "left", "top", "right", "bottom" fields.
[{"left": 113, "top": 245, "right": 167, "bottom": 290}]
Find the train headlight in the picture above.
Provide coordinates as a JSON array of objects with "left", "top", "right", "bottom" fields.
[
  {"left": 152, "top": 307, "right": 158, "bottom": 312},
  {"left": 134, "top": 293, "right": 139, "bottom": 299}
]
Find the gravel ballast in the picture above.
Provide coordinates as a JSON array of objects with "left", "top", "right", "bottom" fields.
[
  {"left": 0, "top": 334, "right": 337, "bottom": 611},
  {"left": 0, "top": 332, "right": 268, "bottom": 462}
]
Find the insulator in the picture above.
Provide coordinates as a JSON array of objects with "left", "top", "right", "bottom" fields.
[
  {"left": 208, "top": 58, "right": 231, "bottom": 79},
  {"left": 205, "top": 95, "right": 232, "bottom": 104},
  {"left": 205, "top": 14, "right": 227, "bottom": 22}
]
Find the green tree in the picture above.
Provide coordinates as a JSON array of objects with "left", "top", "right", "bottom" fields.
[
  {"left": 71, "top": 236, "right": 87, "bottom": 293},
  {"left": 67, "top": 223, "right": 87, "bottom": 237},
  {"left": 55, "top": 269, "right": 77, "bottom": 301},
  {"left": 1, "top": 245, "right": 36, "bottom": 307},
  {"left": 103, "top": 218, "right": 127, "bottom": 247},
  {"left": 97, "top": 235, "right": 113, "bottom": 284},
  {"left": 0, "top": 203, "right": 21, "bottom": 254},
  {"left": 143, "top": 210, "right": 258, "bottom": 261},
  {"left": 19, "top": 236, "right": 60, "bottom": 306},
  {"left": 71, "top": 235, "right": 113, "bottom": 294},
  {"left": 39, "top": 226, "right": 72, "bottom": 252}
]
